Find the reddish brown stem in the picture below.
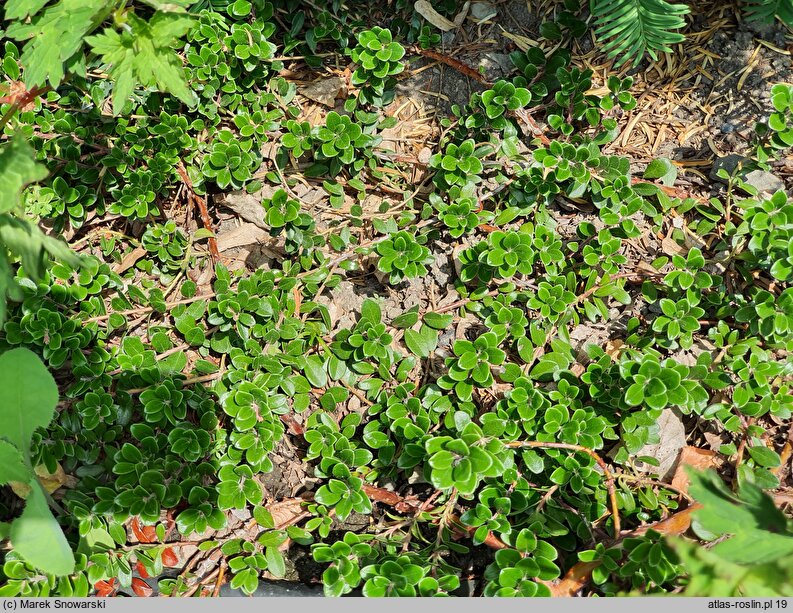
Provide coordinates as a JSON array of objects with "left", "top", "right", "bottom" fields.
[
  {"left": 448, "top": 514, "right": 509, "bottom": 550},
  {"left": 506, "top": 441, "right": 621, "bottom": 538},
  {"left": 410, "top": 46, "right": 492, "bottom": 85},
  {"left": 176, "top": 162, "right": 220, "bottom": 263}
]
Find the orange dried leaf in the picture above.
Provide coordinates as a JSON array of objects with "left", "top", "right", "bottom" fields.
[
  {"left": 131, "top": 578, "right": 153, "bottom": 598},
  {"left": 267, "top": 498, "right": 308, "bottom": 529},
  {"left": 161, "top": 547, "right": 179, "bottom": 568},
  {"left": 94, "top": 579, "right": 116, "bottom": 598},
  {"left": 634, "top": 504, "right": 702, "bottom": 537},
  {"left": 130, "top": 517, "right": 158, "bottom": 543},
  {"left": 671, "top": 447, "right": 721, "bottom": 494},
  {"left": 549, "top": 561, "right": 601, "bottom": 597}
]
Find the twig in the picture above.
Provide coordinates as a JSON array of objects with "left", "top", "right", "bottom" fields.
[
  {"left": 212, "top": 560, "right": 226, "bottom": 597},
  {"left": 125, "top": 371, "right": 225, "bottom": 395},
  {"left": 176, "top": 162, "right": 220, "bottom": 263},
  {"left": 0, "top": 85, "right": 50, "bottom": 132},
  {"left": 180, "top": 568, "right": 220, "bottom": 598},
  {"left": 512, "top": 108, "right": 552, "bottom": 145},
  {"left": 435, "top": 289, "right": 501, "bottom": 313},
  {"left": 410, "top": 46, "right": 491, "bottom": 85}
]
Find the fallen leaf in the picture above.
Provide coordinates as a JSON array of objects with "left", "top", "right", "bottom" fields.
[
  {"left": 216, "top": 188, "right": 278, "bottom": 229},
  {"left": 702, "top": 430, "right": 726, "bottom": 452},
  {"left": 131, "top": 578, "right": 153, "bottom": 597},
  {"left": 604, "top": 339, "right": 624, "bottom": 360},
  {"left": 130, "top": 517, "right": 158, "bottom": 544},
  {"left": 627, "top": 408, "right": 687, "bottom": 479},
  {"left": 10, "top": 463, "right": 77, "bottom": 499},
  {"left": 635, "top": 260, "right": 661, "bottom": 275},
  {"left": 499, "top": 30, "right": 540, "bottom": 52},
  {"left": 670, "top": 447, "right": 721, "bottom": 494},
  {"left": 299, "top": 76, "right": 346, "bottom": 107},
  {"left": 771, "top": 441, "right": 792, "bottom": 478},
  {"left": 634, "top": 504, "right": 702, "bottom": 537},
  {"left": 549, "top": 561, "right": 601, "bottom": 597},
  {"left": 94, "top": 579, "right": 116, "bottom": 598},
  {"left": 216, "top": 222, "right": 272, "bottom": 253},
  {"left": 661, "top": 235, "right": 688, "bottom": 257},
  {"left": 414, "top": 0, "right": 457, "bottom": 30},
  {"left": 453, "top": 0, "right": 471, "bottom": 25},
  {"left": 774, "top": 491, "right": 793, "bottom": 507},
  {"left": 550, "top": 504, "right": 701, "bottom": 596},
  {"left": 135, "top": 561, "right": 150, "bottom": 579},
  {"left": 267, "top": 497, "right": 309, "bottom": 529},
  {"left": 37, "top": 463, "right": 77, "bottom": 494},
  {"left": 290, "top": 183, "right": 325, "bottom": 207},
  {"left": 113, "top": 246, "right": 147, "bottom": 274},
  {"left": 161, "top": 547, "right": 179, "bottom": 568}
]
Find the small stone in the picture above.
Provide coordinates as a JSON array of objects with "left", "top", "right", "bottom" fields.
[
  {"left": 628, "top": 408, "right": 687, "bottom": 480},
  {"left": 479, "top": 52, "right": 514, "bottom": 79},
  {"left": 719, "top": 123, "right": 735, "bottom": 134},
  {"left": 470, "top": 1, "right": 497, "bottom": 21},
  {"left": 744, "top": 169, "right": 785, "bottom": 195},
  {"left": 709, "top": 154, "right": 748, "bottom": 182},
  {"left": 441, "top": 31, "right": 457, "bottom": 46}
]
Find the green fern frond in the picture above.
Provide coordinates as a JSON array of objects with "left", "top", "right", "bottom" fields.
[
  {"left": 590, "top": 0, "right": 690, "bottom": 68},
  {"left": 743, "top": 0, "right": 793, "bottom": 24}
]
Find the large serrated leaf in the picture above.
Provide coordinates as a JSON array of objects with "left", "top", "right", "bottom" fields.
[
  {"left": 0, "top": 439, "right": 31, "bottom": 485},
  {"left": 5, "top": 0, "right": 51, "bottom": 20},
  {"left": 9, "top": 0, "right": 109, "bottom": 88},
  {"left": 0, "top": 138, "right": 48, "bottom": 214},
  {"left": 0, "top": 347, "right": 59, "bottom": 454},
  {"left": 10, "top": 480, "right": 75, "bottom": 576},
  {"left": 87, "top": 11, "right": 197, "bottom": 115}
]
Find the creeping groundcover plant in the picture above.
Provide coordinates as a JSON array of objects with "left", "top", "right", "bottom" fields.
[{"left": 1, "top": 0, "right": 793, "bottom": 599}]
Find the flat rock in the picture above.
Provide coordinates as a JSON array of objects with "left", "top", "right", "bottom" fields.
[
  {"left": 632, "top": 408, "right": 687, "bottom": 480},
  {"left": 744, "top": 169, "right": 785, "bottom": 195},
  {"left": 470, "top": 1, "right": 497, "bottom": 21},
  {"left": 710, "top": 154, "right": 785, "bottom": 195},
  {"left": 479, "top": 52, "right": 513, "bottom": 79}
]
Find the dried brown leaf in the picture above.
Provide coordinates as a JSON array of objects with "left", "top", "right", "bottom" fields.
[
  {"left": 299, "top": 76, "right": 346, "bottom": 107},
  {"left": 604, "top": 339, "right": 624, "bottom": 360},
  {"left": 216, "top": 188, "right": 277, "bottom": 229},
  {"left": 661, "top": 235, "right": 688, "bottom": 257},
  {"left": 414, "top": 0, "right": 457, "bottom": 30},
  {"left": 216, "top": 223, "right": 271, "bottom": 253},
  {"left": 113, "top": 246, "right": 147, "bottom": 274},
  {"left": 267, "top": 497, "right": 309, "bottom": 529},
  {"left": 670, "top": 447, "right": 721, "bottom": 494},
  {"left": 10, "top": 462, "right": 77, "bottom": 499}
]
